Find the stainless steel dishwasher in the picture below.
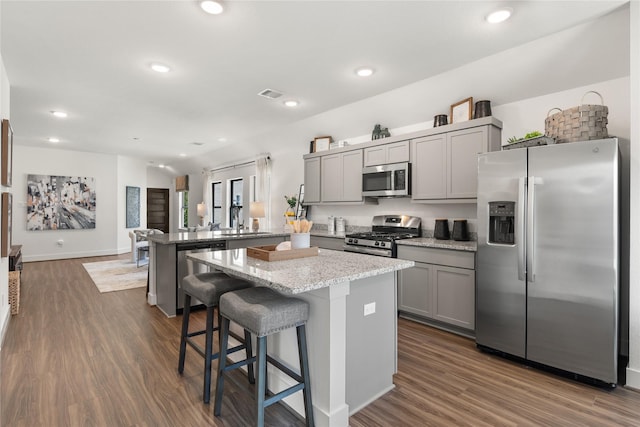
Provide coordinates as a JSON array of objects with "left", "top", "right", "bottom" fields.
[{"left": 176, "top": 240, "right": 226, "bottom": 312}]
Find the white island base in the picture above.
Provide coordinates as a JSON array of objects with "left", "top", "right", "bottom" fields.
[{"left": 187, "top": 249, "right": 412, "bottom": 427}]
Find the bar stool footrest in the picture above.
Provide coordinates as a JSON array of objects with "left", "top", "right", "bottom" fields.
[{"left": 263, "top": 383, "right": 305, "bottom": 408}]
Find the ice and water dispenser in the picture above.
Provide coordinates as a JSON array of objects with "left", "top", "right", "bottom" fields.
[{"left": 488, "top": 201, "right": 515, "bottom": 245}]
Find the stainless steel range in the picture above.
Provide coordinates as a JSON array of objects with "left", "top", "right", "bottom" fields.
[{"left": 344, "top": 215, "right": 421, "bottom": 257}]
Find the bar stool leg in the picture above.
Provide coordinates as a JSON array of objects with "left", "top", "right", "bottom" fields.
[
  {"left": 245, "top": 329, "right": 255, "bottom": 384},
  {"left": 256, "top": 336, "right": 268, "bottom": 427},
  {"left": 178, "top": 294, "right": 192, "bottom": 374},
  {"left": 297, "top": 325, "right": 314, "bottom": 427},
  {"left": 203, "top": 305, "right": 215, "bottom": 404},
  {"left": 214, "top": 317, "right": 230, "bottom": 417}
]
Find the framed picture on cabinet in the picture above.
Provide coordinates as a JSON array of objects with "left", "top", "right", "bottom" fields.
[
  {"left": 450, "top": 97, "right": 473, "bottom": 124},
  {"left": 1, "top": 119, "right": 13, "bottom": 187},
  {"left": 313, "top": 136, "right": 332, "bottom": 153},
  {"left": 1, "top": 192, "right": 12, "bottom": 257}
]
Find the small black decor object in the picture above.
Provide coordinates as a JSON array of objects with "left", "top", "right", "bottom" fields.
[
  {"left": 309, "top": 140, "right": 314, "bottom": 153},
  {"left": 434, "top": 219, "right": 450, "bottom": 240},
  {"left": 473, "top": 100, "right": 492, "bottom": 119},
  {"left": 452, "top": 219, "right": 470, "bottom": 241},
  {"left": 372, "top": 124, "right": 381, "bottom": 140},
  {"left": 371, "top": 124, "right": 391, "bottom": 140},
  {"left": 433, "top": 114, "right": 448, "bottom": 127}
]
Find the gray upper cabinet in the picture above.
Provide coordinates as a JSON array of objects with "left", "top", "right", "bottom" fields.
[
  {"left": 303, "top": 117, "right": 502, "bottom": 205},
  {"left": 304, "top": 157, "right": 321, "bottom": 203},
  {"left": 447, "top": 127, "right": 488, "bottom": 198},
  {"left": 411, "top": 134, "right": 447, "bottom": 199},
  {"left": 363, "top": 140, "right": 410, "bottom": 166},
  {"left": 412, "top": 122, "right": 501, "bottom": 201},
  {"left": 320, "top": 149, "right": 363, "bottom": 203}
]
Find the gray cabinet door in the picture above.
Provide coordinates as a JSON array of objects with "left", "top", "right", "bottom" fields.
[
  {"left": 412, "top": 134, "right": 446, "bottom": 199},
  {"left": 432, "top": 265, "right": 475, "bottom": 329},
  {"left": 321, "top": 153, "right": 342, "bottom": 202},
  {"left": 363, "top": 146, "right": 386, "bottom": 167},
  {"left": 342, "top": 150, "right": 363, "bottom": 201},
  {"left": 304, "top": 157, "right": 321, "bottom": 203},
  {"left": 447, "top": 127, "right": 488, "bottom": 198},
  {"left": 310, "top": 236, "right": 345, "bottom": 251},
  {"left": 398, "top": 262, "right": 433, "bottom": 318},
  {"left": 386, "top": 140, "right": 410, "bottom": 164}
]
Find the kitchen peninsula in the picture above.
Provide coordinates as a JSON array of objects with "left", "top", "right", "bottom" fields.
[
  {"left": 146, "top": 230, "right": 287, "bottom": 316},
  {"left": 188, "top": 248, "right": 414, "bottom": 427}
]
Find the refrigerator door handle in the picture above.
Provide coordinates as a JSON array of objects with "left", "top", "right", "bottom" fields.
[
  {"left": 517, "top": 177, "right": 526, "bottom": 281},
  {"left": 527, "top": 176, "right": 543, "bottom": 282}
]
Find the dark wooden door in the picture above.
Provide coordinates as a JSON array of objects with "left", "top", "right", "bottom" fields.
[{"left": 147, "top": 188, "right": 169, "bottom": 232}]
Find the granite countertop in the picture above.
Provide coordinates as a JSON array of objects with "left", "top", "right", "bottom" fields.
[
  {"left": 146, "top": 230, "right": 289, "bottom": 245},
  {"left": 396, "top": 237, "right": 477, "bottom": 252},
  {"left": 187, "top": 248, "right": 414, "bottom": 294}
]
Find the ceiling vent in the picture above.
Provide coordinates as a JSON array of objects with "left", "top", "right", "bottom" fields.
[
  {"left": 258, "top": 88, "right": 283, "bottom": 99},
  {"left": 190, "top": 142, "right": 205, "bottom": 146}
]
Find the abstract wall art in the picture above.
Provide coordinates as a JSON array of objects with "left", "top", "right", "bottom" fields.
[
  {"left": 27, "top": 174, "right": 96, "bottom": 230},
  {"left": 126, "top": 186, "right": 140, "bottom": 228}
]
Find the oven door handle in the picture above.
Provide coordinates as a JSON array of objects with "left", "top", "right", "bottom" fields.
[{"left": 343, "top": 245, "right": 392, "bottom": 257}]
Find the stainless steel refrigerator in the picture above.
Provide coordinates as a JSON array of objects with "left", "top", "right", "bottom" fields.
[{"left": 476, "top": 138, "right": 619, "bottom": 385}]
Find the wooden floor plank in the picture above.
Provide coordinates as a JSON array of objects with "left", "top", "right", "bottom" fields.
[{"left": 3, "top": 255, "right": 640, "bottom": 426}]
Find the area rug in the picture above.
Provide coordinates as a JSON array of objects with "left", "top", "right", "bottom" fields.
[{"left": 82, "top": 259, "right": 147, "bottom": 293}]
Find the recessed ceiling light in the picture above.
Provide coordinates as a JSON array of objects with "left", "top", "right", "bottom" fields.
[
  {"left": 179, "top": 153, "right": 187, "bottom": 157},
  {"left": 150, "top": 63, "right": 171, "bottom": 73},
  {"left": 158, "top": 164, "right": 166, "bottom": 168},
  {"left": 355, "top": 67, "right": 375, "bottom": 77},
  {"left": 284, "top": 100, "right": 299, "bottom": 107},
  {"left": 217, "top": 137, "right": 227, "bottom": 142},
  {"left": 486, "top": 8, "right": 512, "bottom": 24},
  {"left": 200, "top": 0, "right": 224, "bottom": 15},
  {"left": 51, "top": 110, "right": 68, "bottom": 118},
  {"left": 48, "top": 137, "right": 60, "bottom": 143}
]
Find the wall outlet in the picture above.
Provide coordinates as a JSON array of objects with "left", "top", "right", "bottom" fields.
[
  {"left": 56, "top": 239, "right": 64, "bottom": 246},
  {"left": 364, "top": 302, "right": 376, "bottom": 316}
]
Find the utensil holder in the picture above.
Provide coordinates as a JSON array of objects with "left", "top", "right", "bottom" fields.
[
  {"left": 290, "top": 233, "right": 311, "bottom": 249},
  {"left": 434, "top": 219, "right": 450, "bottom": 240}
]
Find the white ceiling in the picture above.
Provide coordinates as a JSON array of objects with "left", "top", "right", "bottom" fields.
[{"left": 1, "top": 0, "right": 629, "bottom": 169}]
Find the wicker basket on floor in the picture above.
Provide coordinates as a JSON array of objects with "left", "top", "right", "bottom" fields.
[{"left": 8, "top": 271, "right": 20, "bottom": 315}]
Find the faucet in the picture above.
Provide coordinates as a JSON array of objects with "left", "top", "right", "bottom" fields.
[{"left": 231, "top": 205, "right": 240, "bottom": 232}]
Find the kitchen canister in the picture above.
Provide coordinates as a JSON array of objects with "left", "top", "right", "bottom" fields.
[
  {"left": 328, "top": 216, "right": 335, "bottom": 234},
  {"left": 473, "top": 100, "right": 492, "bottom": 119},
  {"left": 434, "top": 219, "right": 450, "bottom": 240},
  {"left": 290, "top": 232, "right": 311, "bottom": 249},
  {"left": 336, "top": 217, "right": 346, "bottom": 234},
  {"left": 452, "top": 219, "right": 470, "bottom": 241}
]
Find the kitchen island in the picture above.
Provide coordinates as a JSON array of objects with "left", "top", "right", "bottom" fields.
[
  {"left": 188, "top": 248, "right": 413, "bottom": 427},
  {"left": 146, "top": 230, "right": 287, "bottom": 316}
]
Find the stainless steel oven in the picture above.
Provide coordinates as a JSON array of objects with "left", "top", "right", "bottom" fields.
[{"left": 362, "top": 162, "right": 411, "bottom": 197}]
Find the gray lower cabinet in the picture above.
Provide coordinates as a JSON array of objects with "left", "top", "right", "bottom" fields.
[
  {"left": 310, "top": 235, "right": 344, "bottom": 251},
  {"left": 397, "top": 245, "right": 475, "bottom": 333}
]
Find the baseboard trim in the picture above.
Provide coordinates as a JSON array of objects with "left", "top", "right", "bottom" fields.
[
  {"left": 625, "top": 366, "right": 640, "bottom": 390},
  {"left": 0, "top": 307, "right": 10, "bottom": 351}
]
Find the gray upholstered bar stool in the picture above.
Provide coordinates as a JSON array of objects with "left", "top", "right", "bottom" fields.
[
  {"left": 214, "top": 287, "right": 314, "bottom": 427},
  {"left": 178, "top": 271, "right": 255, "bottom": 404}
]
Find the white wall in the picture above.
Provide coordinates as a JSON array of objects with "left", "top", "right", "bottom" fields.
[
  {"left": 13, "top": 146, "right": 119, "bottom": 262},
  {"left": 627, "top": 0, "right": 640, "bottom": 390},
  {"left": 116, "top": 155, "right": 148, "bottom": 253},
  {"left": 0, "top": 37, "right": 11, "bottom": 345}
]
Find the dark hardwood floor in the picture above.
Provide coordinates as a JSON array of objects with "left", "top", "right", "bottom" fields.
[{"left": 3, "top": 255, "right": 640, "bottom": 426}]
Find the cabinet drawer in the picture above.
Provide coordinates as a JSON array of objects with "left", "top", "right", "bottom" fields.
[{"left": 397, "top": 246, "right": 474, "bottom": 269}]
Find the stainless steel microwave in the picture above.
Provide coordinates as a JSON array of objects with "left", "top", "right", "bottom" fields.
[{"left": 362, "top": 162, "right": 411, "bottom": 197}]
